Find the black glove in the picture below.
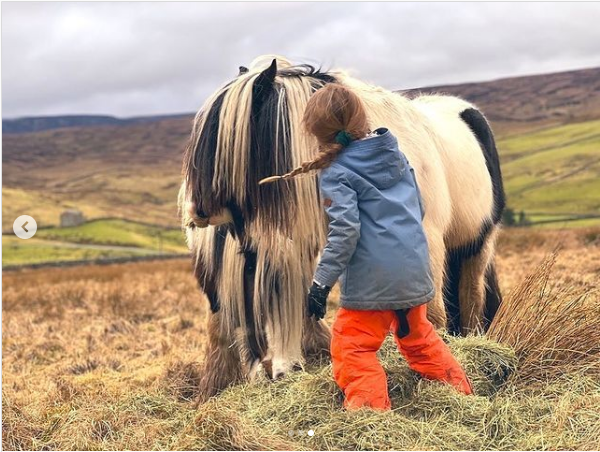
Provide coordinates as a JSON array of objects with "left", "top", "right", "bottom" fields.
[{"left": 307, "top": 281, "right": 330, "bottom": 320}]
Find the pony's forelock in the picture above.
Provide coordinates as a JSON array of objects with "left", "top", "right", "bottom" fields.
[{"left": 181, "top": 63, "right": 334, "bottom": 235}]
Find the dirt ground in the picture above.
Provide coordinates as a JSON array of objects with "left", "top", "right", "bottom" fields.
[{"left": 2, "top": 227, "right": 599, "bottom": 450}]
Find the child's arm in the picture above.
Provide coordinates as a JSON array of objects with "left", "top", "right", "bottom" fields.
[{"left": 313, "top": 170, "right": 360, "bottom": 288}]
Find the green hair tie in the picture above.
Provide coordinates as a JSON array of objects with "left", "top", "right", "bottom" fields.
[{"left": 334, "top": 130, "right": 354, "bottom": 147}]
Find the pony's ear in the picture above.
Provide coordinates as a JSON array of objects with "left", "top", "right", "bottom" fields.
[
  {"left": 253, "top": 59, "right": 277, "bottom": 104},
  {"left": 238, "top": 66, "right": 249, "bottom": 75}
]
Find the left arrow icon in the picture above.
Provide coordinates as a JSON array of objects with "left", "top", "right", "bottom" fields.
[{"left": 13, "top": 215, "right": 37, "bottom": 239}]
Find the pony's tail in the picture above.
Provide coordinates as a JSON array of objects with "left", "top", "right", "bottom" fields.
[{"left": 259, "top": 143, "right": 342, "bottom": 185}]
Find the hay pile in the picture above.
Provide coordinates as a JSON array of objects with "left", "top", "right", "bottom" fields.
[{"left": 186, "top": 255, "right": 600, "bottom": 451}]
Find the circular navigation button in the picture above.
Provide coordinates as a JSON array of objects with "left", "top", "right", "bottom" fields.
[{"left": 13, "top": 215, "right": 37, "bottom": 239}]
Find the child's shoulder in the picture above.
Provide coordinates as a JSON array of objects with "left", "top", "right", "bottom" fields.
[{"left": 321, "top": 161, "right": 348, "bottom": 179}]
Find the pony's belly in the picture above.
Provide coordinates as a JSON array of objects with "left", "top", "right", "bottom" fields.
[{"left": 444, "top": 216, "right": 488, "bottom": 250}]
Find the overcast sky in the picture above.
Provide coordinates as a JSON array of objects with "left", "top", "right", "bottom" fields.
[{"left": 2, "top": 2, "right": 600, "bottom": 119}]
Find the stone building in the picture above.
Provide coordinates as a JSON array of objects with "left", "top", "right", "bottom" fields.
[{"left": 60, "top": 209, "right": 86, "bottom": 227}]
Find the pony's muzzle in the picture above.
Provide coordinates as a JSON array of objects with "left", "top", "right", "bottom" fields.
[
  {"left": 186, "top": 202, "right": 232, "bottom": 228},
  {"left": 207, "top": 209, "right": 233, "bottom": 226}
]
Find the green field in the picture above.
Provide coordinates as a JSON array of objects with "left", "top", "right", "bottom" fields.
[
  {"left": 2, "top": 219, "right": 187, "bottom": 267},
  {"left": 1, "top": 237, "right": 157, "bottom": 267},
  {"left": 498, "top": 119, "right": 600, "bottom": 218},
  {"left": 35, "top": 219, "right": 187, "bottom": 253}
]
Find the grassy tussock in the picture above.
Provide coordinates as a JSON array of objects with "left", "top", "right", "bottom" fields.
[
  {"left": 2, "top": 230, "right": 600, "bottom": 450},
  {"left": 489, "top": 253, "right": 600, "bottom": 382}
]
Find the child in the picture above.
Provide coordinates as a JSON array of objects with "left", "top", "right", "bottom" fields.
[{"left": 260, "top": 83, "right": 473, "bottom": 410}]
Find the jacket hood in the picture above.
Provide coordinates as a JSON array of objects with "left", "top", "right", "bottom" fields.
[{"left": 336, "top": 128, "right": 405, "bottom": 189}]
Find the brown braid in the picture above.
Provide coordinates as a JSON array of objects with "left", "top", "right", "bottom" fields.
[
  {"left": 259, "top": 83, "right": 369, "bottom": 185},
  {"left": 259, "top": 143, "right": 343, "bottom": 184}
]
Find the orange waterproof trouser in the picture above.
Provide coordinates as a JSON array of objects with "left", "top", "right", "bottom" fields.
[{"left": 331, "top": 305, "right": 473, "bottom": 410}]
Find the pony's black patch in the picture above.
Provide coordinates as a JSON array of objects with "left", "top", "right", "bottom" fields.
[
  {"left": 184, "top": 89, "right": 227, "bottom": 217},
  {"left": 253, "top": 59, "right": 278, "bottom": 107},
  {"left": 444, "top": 246, "right": 463, "bottom": 335},
  {"left": 460, "top": 108, "right": 506, "bottom": 224},
  {"left": 226, "top": 200, "right": 246, "bottom": 240},
  {"left": 194, "top": 225, "right": 228, "bottom": 313},
  {"left": 242, "top": 248, "right": 268, "bottom": 363},
  {"left": 452, "top": 219, "right": 493, "bottom": 260}
]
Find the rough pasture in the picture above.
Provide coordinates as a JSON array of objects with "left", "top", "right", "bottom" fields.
[{"left": 2, "top": 228, "right": 599, "bottom": 450}]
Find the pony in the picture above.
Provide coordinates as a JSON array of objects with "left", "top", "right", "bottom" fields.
[{"left": 179, "top": 55, "right": 505, "bottom": 402}]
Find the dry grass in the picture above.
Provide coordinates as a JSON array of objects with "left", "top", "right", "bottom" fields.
[
  {"left": 489, "top": 253, "right": 600, "bottom": 382},
  {"left": 2, "top": 260, "right": 205, "bottom": 450},
  {"left": 186, "top": 242, "right": 599, "bottom": 451},
  {"left": 2, "top": 227, "right": 600, "bottom": 450}
]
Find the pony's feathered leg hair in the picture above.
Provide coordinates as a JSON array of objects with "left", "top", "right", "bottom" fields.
[{"left": 195, "top": 311, "right": 244, "bottom": 406}]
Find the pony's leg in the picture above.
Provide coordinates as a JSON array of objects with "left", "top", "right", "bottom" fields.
[
  {"left": 196, "top": 311, "right": 244, "bottom": 405},
  {"left": 425, "top": 226, "right": 448, "bottom": 329},
  {"left": 458, "top": 228, "right": 499, "bottom": 334},
  {"left": 239, "top": 247, "right": 268, "bottom": 380},
  {"left": 301, "top": 314, "right": 331, "bottom": 364}
]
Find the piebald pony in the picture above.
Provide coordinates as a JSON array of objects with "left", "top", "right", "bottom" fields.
[{"left": 179, "top": 55, "right": 505, "bottom": 401}]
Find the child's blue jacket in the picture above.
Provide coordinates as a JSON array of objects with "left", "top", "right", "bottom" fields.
[{"left": 313, "top": 128, "right": 435, "bottom": 310}]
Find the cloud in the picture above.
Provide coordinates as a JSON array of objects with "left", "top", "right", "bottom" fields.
[{"left": 2, "top": 2, "right": 600, "bottom": 118}]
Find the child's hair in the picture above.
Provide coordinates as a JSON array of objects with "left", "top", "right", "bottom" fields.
[{"left": 259, "top": 83, "right": 370, "bottom": 184}]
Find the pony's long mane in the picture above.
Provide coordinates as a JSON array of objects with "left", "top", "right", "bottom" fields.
[{"left": 180, "top": 57, "right": 336, "bottom": 360}]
